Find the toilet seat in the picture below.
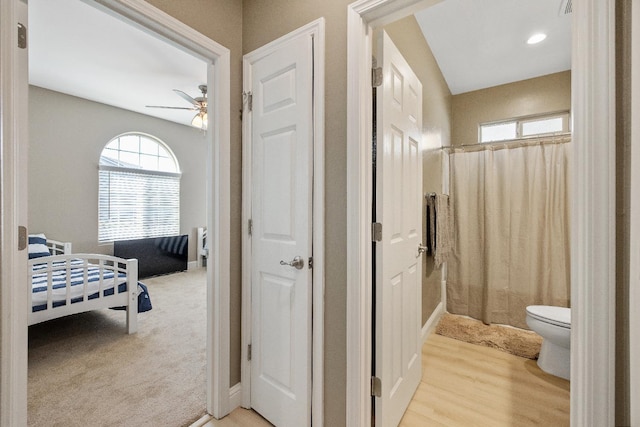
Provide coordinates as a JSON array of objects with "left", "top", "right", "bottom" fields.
[{"left": 526, "top": 305, "right": 570, "bottom": 328}]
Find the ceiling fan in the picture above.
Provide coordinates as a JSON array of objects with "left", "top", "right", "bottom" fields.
[{"left": 146, "top": 84, "right": 208, "bottom": 129}]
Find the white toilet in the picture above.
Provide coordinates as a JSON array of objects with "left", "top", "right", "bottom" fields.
[{"left": 525, "top": 305, "right": 571, "bottom": 380}]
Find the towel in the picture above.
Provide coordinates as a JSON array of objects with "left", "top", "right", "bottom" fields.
[
  {"left": 433, "top": 193, "right": 453, "bottom": 269},
  {"left": 426, "top": 194, "right": 436, "bottom": 256}
]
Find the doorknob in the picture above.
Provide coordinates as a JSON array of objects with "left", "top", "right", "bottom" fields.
[
  {"left": 417, "top": 244, "right": 428, "bottom": 258},
  {"left": 280, "top": 256, "right": 305, "bottom": 270}
]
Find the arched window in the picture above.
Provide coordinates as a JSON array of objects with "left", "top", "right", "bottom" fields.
[{"left": 98, "top": 133, "right": 181, "bottom": 243}]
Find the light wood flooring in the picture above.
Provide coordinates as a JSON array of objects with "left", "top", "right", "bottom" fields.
[
  {"left": 192, "top": 408, "right": 272, "bottom": 427},
  {"left": 194, "top": 332, "right": 570, "bottom": 427},
  {"left": 399, "top": 333, "right": 570, "bottom": 426}
]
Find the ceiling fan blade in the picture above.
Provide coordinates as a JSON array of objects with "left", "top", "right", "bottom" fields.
[
  {"left": 173, "top": 89, "right": 201, "bottom": 107},
  {"left": 145, "top": 105, "right": 198, "bottom": 110}
]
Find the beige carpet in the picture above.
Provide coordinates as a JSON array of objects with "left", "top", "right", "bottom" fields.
[
  {"left": 435, "top": 313, "right": 542, "bottom": 360},
  {"left": 28, "top": 268, "right": 207, "bottom": 427}
]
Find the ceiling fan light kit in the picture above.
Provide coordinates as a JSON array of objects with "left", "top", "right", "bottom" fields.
[
  {"left": 146, "top": 84, "right": 208, "bottom": 130},
  {"left": 192, "top": 111, "right": 208, "bottom": 129}
]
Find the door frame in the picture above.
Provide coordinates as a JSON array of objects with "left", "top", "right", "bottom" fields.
[
  {"left": 0, "top": 0, "right": 29, "bottom": 424},
  {"left": 346, "top": 0, "right": 616, "bottom": 426},
  {"left": 241, "top": 18, "right": 325, "bottom": 426},
  {"left": 0, "top": 0, "right": 232, "bottom": 422}
]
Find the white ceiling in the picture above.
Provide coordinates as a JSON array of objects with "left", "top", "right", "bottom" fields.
[
  {"left": 28, "top": 0, "right": 207, "bottom": 127},
  {"left": 28, "top": 0, "right": 571, "bottom": 123},
  {"left": 414, "top": 0, "right": 572, "bottom": 95}
]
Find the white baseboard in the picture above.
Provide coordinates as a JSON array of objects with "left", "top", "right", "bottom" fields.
[
  {"left": 189, "top": 384, "right": 242, "bottom": 427},
  {"left": 422, "top": 301, "right": 444, "bottom": 343},
  {"left": 229, "top": 382, "right": 242, "bottom": 411},
  {"left": 441, "top": 278, "right": 447, "bottom": 309},
  {"left": 189, "top": 413, "right": 213, "bottom": 427},
  {"left": 187, "top": 261, "right": 198, "bottom": 270}
]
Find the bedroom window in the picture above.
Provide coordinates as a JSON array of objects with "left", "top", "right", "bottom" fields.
[
  {"left": 98, "top": 133, "right": 181, "bottom": 243},
  {"left": 479, "top": 111, "right": 571, "bottom": 143}
]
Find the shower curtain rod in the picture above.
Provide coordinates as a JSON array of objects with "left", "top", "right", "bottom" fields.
[{"left": 443, "top": 133, "right": 572, "bottom": 153}]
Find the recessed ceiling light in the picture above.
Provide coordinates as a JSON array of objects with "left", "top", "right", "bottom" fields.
[{"left": 527, "top": 33, "right": 547, "bottom": 45}]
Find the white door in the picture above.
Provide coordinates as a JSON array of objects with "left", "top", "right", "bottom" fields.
[
  {"left": 245, "top": 31, "right": 314, "bottom": 427},
  {"left": 374, "top": 30, "right": 423, "bottom": 427}
]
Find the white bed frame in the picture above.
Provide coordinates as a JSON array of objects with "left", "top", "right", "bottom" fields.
[
  {"left": 45, "top": 238, "right": 72, "bottom": 256},
  {"left": 28, "top": 240, "right": 139, "bottom": 334},
  {"left": 197, "top": 227, "right": 208, "bottom": 268}
]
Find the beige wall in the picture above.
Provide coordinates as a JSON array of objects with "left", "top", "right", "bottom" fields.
[
  {"left": 384, "top": 16, "right": 452, "bottom": 325},
  {"left": 243, "top": 1, "right": 352, "bottom": 424},
  {"left": 451, "top": 71, "right": 571, "bottom": 146},
  {"left": 28, "top": 86, "right": 206, "bottom": 261},
  {"left": 144, "top": 0, "right": 244, "bottom": 386}
]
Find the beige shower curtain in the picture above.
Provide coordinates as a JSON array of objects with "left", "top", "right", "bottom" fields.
[{"left": 447, "top": 137, "right": 571, "bottom": 329}]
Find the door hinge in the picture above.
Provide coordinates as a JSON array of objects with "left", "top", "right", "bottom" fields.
[
  {"left": 371, "top": 376, "right": 382, "bottom": 397},
  {"left": 372, "top": 67, "right": 382, "bottom": 87},
  {"left": 248, "top": 344, "right": 252, "bottom": 361},
  {"left": 372, "top": 222, "right": 382, "bottom": 242},
  {"left": 243, "top": 91, "right": 253, "bottom": 112},
  {"left": 248, "top": 219, "right": 253, "bottom": 236},
  {"left": 17, "top": 23, "right": 27, "bottom": 49},
  {"left": 18, "top": 226, "right": 27, "bottom": 250}
]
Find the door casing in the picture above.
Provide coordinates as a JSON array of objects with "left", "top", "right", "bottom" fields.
[
  {"left": 241, "top": 18, "right": 325, "bottom": 426},
  {"left": 346, "top": 0, "right": 617, "bottom": 426},
  {"left": 0, "top": 0, "right": 232, "bottom": 422},
  {"left": 0, "top": 0, "right": 29, "bottom": 424}
]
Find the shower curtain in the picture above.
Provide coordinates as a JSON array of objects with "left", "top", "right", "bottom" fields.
[{"left": 447, "top": 137, "right": 571, "bottom": 329}]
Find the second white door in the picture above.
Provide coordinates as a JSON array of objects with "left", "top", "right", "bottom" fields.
[{"left": 244, "top": 28, "right": 314, "bottom": 427}]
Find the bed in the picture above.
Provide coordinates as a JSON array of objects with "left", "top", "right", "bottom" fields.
[
  {"left": 197, "top": 226, "right": 208, "bottom": 267},
  {"left": 28, "top": 235, "right": 140, "bottom": 334}
]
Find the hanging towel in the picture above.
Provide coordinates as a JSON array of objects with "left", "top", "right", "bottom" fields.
[
  {"left": 434, "top": 193, "right": 453, "bottom": 269},
  {"left": 426, "top": 194, "right": 437, "bottom": 256}
]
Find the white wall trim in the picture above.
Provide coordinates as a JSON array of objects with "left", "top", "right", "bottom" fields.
[
  {"left": 570, "top": 0, "right": 616, "bottom": 425},
  {"left": 1, "top": 0, "right": 232, "bottom": 422},
  {"left": 346, "top": 5, "right": 374, "bottom": 425},
  {"left": 0, "top": 1, "right": 29, "bottom": 425},
  {"left": 97, "top": 2, "right": 232, "bottom": 418},
  {"left": 346, "top": 2, "right": 448, "bottom": 425},
  {"left": 347, "top": 0, "right": 616, "bottom": 426},
  {"left": 241, "top": 18, "right": 325, "bottom": 426},
  {"left": 630, "top": 1, "right": 640, "bottom": 424},
  {"left": 229, "top": 382, "right": 242, "bottom": 410},
  {"left": 240, "top": 42, "right": 253, "bottom": 410},
  {"left": 94, "top": 1, "right": 232, "bottom": 418},
  {"left": 422, "top": 302, "right": 443, "bottom": 343}
]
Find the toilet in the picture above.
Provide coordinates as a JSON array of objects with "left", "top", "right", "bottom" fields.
[{"left": 525, "top": 305, "right": 571, "bottom": 380}]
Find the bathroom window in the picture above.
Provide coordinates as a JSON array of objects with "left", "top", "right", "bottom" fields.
[{"left": 479, "top": 111, "right": 571, "bottom": 143}]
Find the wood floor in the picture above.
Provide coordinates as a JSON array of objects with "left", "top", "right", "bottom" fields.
[
  {"left": 192, "top": 408, "right": 272, "bottom": 427},
  {"left": 195, "top": 332, "right": 570, "bottom": 427},
  {"left": 399, "top": 333, "right": 570, "bottom": 426}
]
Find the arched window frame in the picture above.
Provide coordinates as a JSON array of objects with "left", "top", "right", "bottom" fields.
[{"left": 98, "top": 132, "right": 182, "bottom": 243}]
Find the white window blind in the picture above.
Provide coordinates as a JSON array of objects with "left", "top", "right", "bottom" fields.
[
  {"left": 99, "top": 167, "right": 180, "bottom": 242},
  {"left": 98, "top": 133, "right": 181, "bottom": 243}
]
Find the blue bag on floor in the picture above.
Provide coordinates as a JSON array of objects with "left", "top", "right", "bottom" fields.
[
  {"left": 112, "top": 282, "right": 152, "bottom": 313},
  {"left": 137, "top": 283, "right": 152, "bottom": 312}
]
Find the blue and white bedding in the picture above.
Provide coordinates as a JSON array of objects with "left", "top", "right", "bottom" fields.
[{"left": 30, "top": 258, "right": 127, "bottom": 312}]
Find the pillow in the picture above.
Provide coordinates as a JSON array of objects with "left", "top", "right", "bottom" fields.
[{"left": 28, "top": 233, "right": 51, "bottom": 259}]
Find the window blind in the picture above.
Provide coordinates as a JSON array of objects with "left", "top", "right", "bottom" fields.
[{"left": 99, "top": 167, "right": 180, "bottom": 243}]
